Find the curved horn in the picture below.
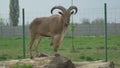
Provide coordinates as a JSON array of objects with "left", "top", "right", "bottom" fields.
[
  {"left": 68, "top": 6, "right": 78, "bottom": 14},
  {"left": 51, "top": 6, "right": 66, "bottom": 14}
]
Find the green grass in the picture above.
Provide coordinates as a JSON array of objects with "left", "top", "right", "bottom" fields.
[
  {"left": 0, "top": 35, "right": 120, "bottom": 68},
  {"left": 11, "top": 64, "right": 32, "bottom": 68}
]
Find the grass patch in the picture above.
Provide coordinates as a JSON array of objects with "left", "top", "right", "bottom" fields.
[
  {"left": 79, "top": 54, "right": 94, "bottom": 61},
  {"left": 11, "top": 64, "right": 32, "bottom": 68},
  {"left": 0, "top": 35, "right": 120, "bottom": 68}
]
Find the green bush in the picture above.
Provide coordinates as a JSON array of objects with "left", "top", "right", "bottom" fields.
[
  {"left": 0, "top": 56, "right": 7, "bottom": 61},
  {"left": 80, "top": 55, "right": 86, "bottom": 60},
  {"left": 0, "top": 55, "right": 12, "bottom": 61},
  {"left": 86, "top": 56, "right": 94, "bottom": 61},
  {"left": 80, "top": 54, "right": 94, "bottom": 61}
]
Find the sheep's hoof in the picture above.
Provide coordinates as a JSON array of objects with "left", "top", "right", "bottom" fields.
[
  {"left": 55, "top": 53, "right": 60, "bottom": 57},
  {"left": 35, "top": 53, "right": 49, "bottom": 57},
  {"left": 30, "top": 56, "right": 34, "bottom": 59}
]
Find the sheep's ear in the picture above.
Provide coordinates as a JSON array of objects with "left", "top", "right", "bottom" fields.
[{"left": 58, "top": 11, "right": 63, "bottom": 15}]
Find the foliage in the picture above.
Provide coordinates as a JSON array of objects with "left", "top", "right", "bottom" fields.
[
  {"left": 9, "top": 0, "right": 19, "bottom": 26},
  {"left": 82, "top": 18, "right": 90, "bottom": 24},
  {"left": 70, "top": 22, "right": 76, "bottom": 32},
  {"left": 11, "top": 64, "right": 32, "bottom": 68},
  {"left": 0, "top": 56, "right": 7, "bottom": 61},
  {"left": 91, "top": 18, "right": 104, "bottom": 24},
  {"left": 81, "top": 18, "right": 104, "bottom": 25},
  {"left": 0, "top": 18, "right": 4, "bottom": 25},
  {"left": 80, "top": 54, "right": 94, "bottom": 61}
]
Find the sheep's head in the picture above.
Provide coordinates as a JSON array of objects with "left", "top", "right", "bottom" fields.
[{"left": 51, "top": 6, "right": 78, "bottom": 26}]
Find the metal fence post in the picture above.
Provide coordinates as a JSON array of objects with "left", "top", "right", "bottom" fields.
[
  {"left": 22, "top": 8, "right": 26, "bottom": 58},
  {"left": 104, "top": 3, "right": 108, "bottom": 62},
  {"left": 71, "top": 0, "right": 76, "bottom": 52}
]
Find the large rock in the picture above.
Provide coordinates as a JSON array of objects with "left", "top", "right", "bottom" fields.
[
  {"left": 0, "top": 55, "right": 114, "bottom": 68},
  {"left": 0, "top": 55, "right": 75, "bottom": 68}
]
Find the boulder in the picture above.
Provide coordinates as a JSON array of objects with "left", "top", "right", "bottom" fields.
[
  {"left": 0, "top": 55, "right": 75, "bottom": 68},
  {"left": 0, "top": 55, "right": 114, "bottom": 68}
]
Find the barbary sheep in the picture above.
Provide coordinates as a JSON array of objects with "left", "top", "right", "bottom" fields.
[{"left": 29, "top": 6, "right": 77, "bottom": 59}]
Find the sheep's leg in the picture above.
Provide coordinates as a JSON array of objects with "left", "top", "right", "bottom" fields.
[
  {"left": 50, "top": 37, "right": 54, "bottom": 46},
  {"left": 34, "top": 36, "right": 41, "bottom": 57},
  {"left": 29, "top": 34, "right": 36, "bottom": 59},
  {"left": 53, "top": 34, "right": 64, "bottom": 56}
]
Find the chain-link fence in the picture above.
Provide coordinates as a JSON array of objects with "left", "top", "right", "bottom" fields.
[
  {"left": 0, "top": 6, "right": 120, "bottom": 68},
  {"left": 0, "top": 23, "right": 120, "bottom": 37}
]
